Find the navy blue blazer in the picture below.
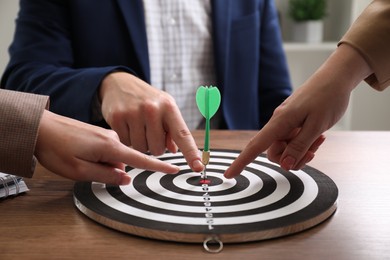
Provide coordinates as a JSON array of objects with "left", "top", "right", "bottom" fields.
[{"left": 1, "top": 0, "right": 292, "bottom": 130}]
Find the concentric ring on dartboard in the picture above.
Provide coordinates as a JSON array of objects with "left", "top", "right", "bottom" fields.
[{"left": 73, "top": 150, "right": 338, "bottom": 243}]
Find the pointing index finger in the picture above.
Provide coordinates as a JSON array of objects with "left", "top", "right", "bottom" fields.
[
  {"left": 170, "top": 127, "right": 204, "bottom": 172},
  {"left": 163, "top": 106, "right": 204, "bottom": 173},
  {"left": 112, "top": 144, "right": 180, "bottom": 174},
  {"left": 224, "top": 126, "right": 275, "bottom": 178}
]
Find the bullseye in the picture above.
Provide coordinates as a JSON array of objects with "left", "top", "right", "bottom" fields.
[
  {"left": 186, "top": 176, "right": 220, "bottom": 186},
  {"left": 199, "top": 179, "right": 211, "bottom": 185}
]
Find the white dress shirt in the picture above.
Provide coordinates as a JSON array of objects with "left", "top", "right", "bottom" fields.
[{"left": 143, "top": 0, "right": 217, "bottom": 129}]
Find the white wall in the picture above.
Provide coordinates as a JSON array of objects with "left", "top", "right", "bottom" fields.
[{"left": 0, "top": 1, "right": 18, "bottom": 76}]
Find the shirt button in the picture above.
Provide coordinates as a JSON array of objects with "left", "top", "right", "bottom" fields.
[
  {"left": 170, "top": 73, "right": 178, "bottom": 81},
  {"left": 167, "top": 16, "right": 176, "bottom": 26}
]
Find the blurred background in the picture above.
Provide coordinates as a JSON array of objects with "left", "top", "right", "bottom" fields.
[{"left": 1, "top": 0, "right": 389, "bottom": 130}]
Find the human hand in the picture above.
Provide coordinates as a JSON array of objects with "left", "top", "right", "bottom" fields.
[
  {"left": 35, "top": 110, "right": 181, "bottom": 185},
  {"left": 99, "top": 72, "right": 204, "bottom": 172},
  {"left": 224, "top": 44, "right": 372, "bottom": 178},
  {"left": 224, "top": 80, "right": 336, "bottom": 178}
]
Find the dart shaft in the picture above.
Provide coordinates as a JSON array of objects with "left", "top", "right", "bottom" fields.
[
  {"left": 204, "top": 89, "right": 210, "bottom": 151},
  {"left": 204, "top": 118, "right": 210, "bottom": 151}
]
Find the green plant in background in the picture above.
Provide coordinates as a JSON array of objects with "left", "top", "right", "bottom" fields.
[{"left": 288, "top": 0, "right": 327, "bottom": 21}]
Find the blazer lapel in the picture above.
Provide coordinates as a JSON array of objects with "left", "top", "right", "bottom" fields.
[
  {"left": 211, "top": 0, "right": 232, "bottom": 89},
  {"left": 116, "top": 0, "right": 150, "bottom": 81}
]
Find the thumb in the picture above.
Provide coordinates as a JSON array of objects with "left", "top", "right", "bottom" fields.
[{"left": 279, "top": 125, "right": 324, "bottom": 170}]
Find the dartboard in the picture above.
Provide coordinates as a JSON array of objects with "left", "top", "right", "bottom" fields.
[{"left": 73, "top": 150, "right": 337, "bottom": 249}]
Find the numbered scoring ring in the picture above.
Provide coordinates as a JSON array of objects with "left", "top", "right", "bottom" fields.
[{"left": 73, "top": 150, "right": 338, "bottom": 243}]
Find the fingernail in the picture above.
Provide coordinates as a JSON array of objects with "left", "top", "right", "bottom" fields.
[
  {"left": 224, "top": 168, "right": 232, "bottom": 179},
  {"left": 116, "top": 169, "right": 131, "bottom": 185},
  {"left": 169, "top": 165, "right": 181, "bottom": 174},
  {"left": 307, "top": 152, "right": 315, "bottom": 163},
  {"left": 192, "top": 159, "right": 204, "bottom": 172},
  {"left": 119, "top": 176, "right": 131, "bottom": 185},
  {"left": 281, "top": 156, "right": 295, "bottom": 171}
]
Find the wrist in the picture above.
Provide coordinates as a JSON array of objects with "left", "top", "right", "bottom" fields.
[
  {"left": 309, "top": 43, "right": 373, "bottom": 95},
  {"left": 99, "top": 71, "right": 133, "bottom": 101},
  {"left": 333, "top": 44, "right": 373, "bottom": 91}
]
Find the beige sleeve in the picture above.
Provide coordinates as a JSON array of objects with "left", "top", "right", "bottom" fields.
[
  {"left": 338, "top": 0, "right": 390, "bottom": 91},
  {"left": 0, "top": 89, "right": 49, "bottom": 178}
]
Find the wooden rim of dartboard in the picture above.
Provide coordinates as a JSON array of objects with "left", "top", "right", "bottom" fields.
[{"left": 73, "top": 150, "right": 338, "bottom": 251}]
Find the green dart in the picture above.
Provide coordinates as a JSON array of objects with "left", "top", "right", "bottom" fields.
[{"left": 196, "top": 86, "right": 221, "bottom": 165}]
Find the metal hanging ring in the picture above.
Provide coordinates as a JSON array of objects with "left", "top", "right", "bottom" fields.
[{"left": 203, "top": 236, "right": 223, "bottom": 253}]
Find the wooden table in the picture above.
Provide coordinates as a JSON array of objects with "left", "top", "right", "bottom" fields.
[{"left": 1, "top": 130, "right": 390, "bottom": 260}]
